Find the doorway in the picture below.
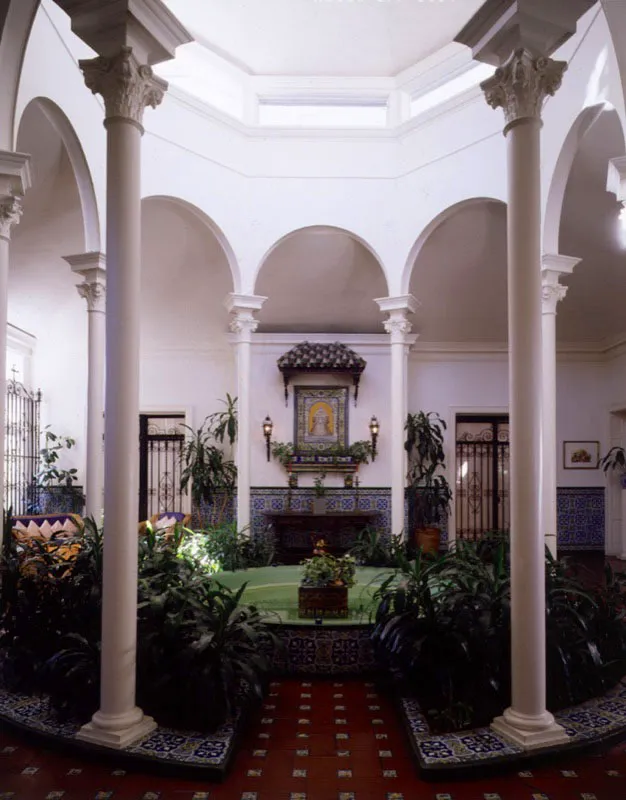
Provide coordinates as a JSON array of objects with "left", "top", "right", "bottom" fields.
[
  {"left": 455, "top": 414, "right": 510, "bottom": 541},
  {"left": 138, "top": 413, "right": 185, "bottom": 521}
]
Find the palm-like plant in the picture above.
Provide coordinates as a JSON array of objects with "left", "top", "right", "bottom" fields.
[
  {"left": 404, "top": 411, "right": 453, "bottom": 540},
  {"left": 180, "top": 417, "right": 237, "bottom": 508}
]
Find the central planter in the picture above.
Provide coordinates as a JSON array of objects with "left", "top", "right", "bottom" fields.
[{"left": 298, "top": 584, "right": 348, "bottom": 618}]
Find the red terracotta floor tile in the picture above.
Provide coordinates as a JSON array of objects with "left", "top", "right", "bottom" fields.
[{"left": 2, "top": 679, "right": 626, "bottom": 800}]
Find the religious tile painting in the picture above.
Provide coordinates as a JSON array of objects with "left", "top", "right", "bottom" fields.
[{"left": 294, "top": 386, "right": 348, "bottom": 454}]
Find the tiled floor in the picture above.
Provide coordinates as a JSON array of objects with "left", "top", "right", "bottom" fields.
[{"left": 1, "top": 678, "right": 626, "bottom": 799}]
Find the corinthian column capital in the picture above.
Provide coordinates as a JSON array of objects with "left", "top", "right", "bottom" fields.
[
  {"left": 0, "top": 196, "right": 23, "bottom": 241},
  {"left": 64, "top": 252, "right": 107, "bottom": 313},
  {"left": 79, "top": 47, "right": 168, "bottom": 130},
  {"left": 77, "top": 280, "right": 106, "bottom": 313},
  {"left": 481, "top": 49, "right": 566, "bottom": 129}
]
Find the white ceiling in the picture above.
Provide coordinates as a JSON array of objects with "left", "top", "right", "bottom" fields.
[{"left": 162, "top": 0, "right": 485, "bottom": 77}]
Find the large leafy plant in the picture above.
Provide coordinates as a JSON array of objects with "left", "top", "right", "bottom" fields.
[
  {"left": 0, "top": 517, "right": 279, "bottom": 731},
  {"left": 405, "top": 411, "right": 452, "bottom": 530},
  {"left": 180, "top": 401, "right": 238, "bottom": 511},
  {"left": 372, "top": 536, "right": 626, "bottom": 733}
]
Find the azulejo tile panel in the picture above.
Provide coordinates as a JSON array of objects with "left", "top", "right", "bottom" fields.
[
  {"left": 557, "top": 487, "right": 605, "bottom": 550},
  {"left": 272, "top": 626, "right": 377, "bottom": 675},
  {"left": 0, "top": 684, "right": 238, "bottom": 774},
  {"left": 250, "top": 487, "right": 392, "bottom": 541},
  {"left": 400, "top": 676, "right": 626, "bottom": 773}
]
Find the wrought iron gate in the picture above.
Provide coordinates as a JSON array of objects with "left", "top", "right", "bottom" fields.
[
  {"left": 138, "top": 413, "right": 185, "bottom": 521},
  {"left": 455, "top": 415, "right": 510, "bottom": 541},
  {"left": 5, "top": 379, "right": 41, "bottom": 514}
]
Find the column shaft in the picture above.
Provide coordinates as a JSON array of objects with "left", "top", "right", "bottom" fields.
[
  {"left": 99, "top": 117, "right": 142, "bottom": 722},
  {"left": 542, "top": 309, "right": 557, "bottom": 557},
  {"left": 86, "top": 303, "right": 105, "bottom": 519},
  {"left": 507, "top": 117, "right": 545, "bottom": 720},
  {"left": 236, "top": 335, "right": 252, "bottom": 532},
  {"left": 0, "top": 237, "right": 9, "bottom": 518},
  {"left": 390, "top": 336, "right": 405, "bottom": 537}
]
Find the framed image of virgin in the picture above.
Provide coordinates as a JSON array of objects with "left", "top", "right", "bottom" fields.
[
  {"left": 563, "top": 441, "right": 600, "bottom": 470},
  {"left": 294, "top": 386, "right": 348, "bottom": 454}
]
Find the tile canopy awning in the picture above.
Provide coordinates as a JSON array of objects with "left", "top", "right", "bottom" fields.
[{"left": 277, "top": 341, "right": 367, "bottom": 405}]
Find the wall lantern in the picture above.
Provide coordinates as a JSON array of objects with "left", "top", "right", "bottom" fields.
[
  {"left": 369, "top": 415, "right": 379, "bottom": 462},
  {"left": 262, "top": 415, "right": 273, "bottom": 462}
]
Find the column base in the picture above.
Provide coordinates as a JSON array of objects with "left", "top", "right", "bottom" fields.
[
  {"left": 76, "top": 709, "right": 156, "bottom": 750},
  {"left": 492, "top": 708, "right": 569, "bottom": 750}
]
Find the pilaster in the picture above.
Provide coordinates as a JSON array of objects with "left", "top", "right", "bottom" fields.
[
  {"left": 225, "top": 293, "right": 267, "bottom": 534},
  {"left": 375, "top": 295, "right": 419, "bottom": 540}
]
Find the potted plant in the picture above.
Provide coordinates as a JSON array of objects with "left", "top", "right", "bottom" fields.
[
  {"left": 298, "top": 538, "right": 356, "bottom": 618},
  {"left": 180, "top": 398, "right": 238, "bottom": 526},
  {"left": 600, "top": 446, "right": 626, "bottom": 487},
  {"left": 312, "top": 471, "right": 327, "bottom": 514},
  {"left": 35, "top": 427, "right": 84, "bottom": 513},
  {"left": 405, "top": 411, "right": 453, "bottom": 554}
]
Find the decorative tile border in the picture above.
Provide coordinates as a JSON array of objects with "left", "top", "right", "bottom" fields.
[
  {"left": 191, "top": 486, "right": 603, "bottom": 551},
  {"left": 250, "top": 487, "right": 392, "bottom": 541},
  {"left": 0, "top": 685, "right": 239, "bottom": 777},
  {"left": 557, "top": 487, "right": 605, "bottom": 550},
  {"left": 399, "top": 676, "right": 626, "bottom": 774},
  {"left": 270, "top": 624, "right": 377, "bottom": 676}
]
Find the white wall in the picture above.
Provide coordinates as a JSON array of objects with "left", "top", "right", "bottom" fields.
[{"left": 249, "top": 335, "right": 390, "bottom": 489}]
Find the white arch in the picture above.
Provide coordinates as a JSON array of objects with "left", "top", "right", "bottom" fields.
[
  {"left": 543, "top": 103, "right": 622, "bottom": 255},
  {"left": 252, "top": 224, "right": 390, "bottom": 297},
  {"left": 142, "top": 194, "right": 242, "bottom": 293},
  {"left": 0, "top": 0, "right": 39, "bottom": 150},
  {"left": 19, "top": 96, "right": 102, "bottom": 252},
  {"left": 400, "top": 197, "right": 507, "bottom": 295}
]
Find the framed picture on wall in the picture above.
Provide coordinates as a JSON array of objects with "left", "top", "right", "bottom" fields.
[
  {"left": 563, "top": 441, "right": 600, "bottom": 470},
  {"left": 294, "top": 386, "right": 349, "bottom": 454}
]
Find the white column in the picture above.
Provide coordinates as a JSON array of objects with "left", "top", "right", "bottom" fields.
[
  {"left": 0, "top": 152, "right": 31, "bottom": 535},
  {"left": 225, "top": 294, "right": 266, "bottom": 533},
  {"left": 375, "top": 295, "right": 418, "bottom": 539},
  {"left": 457, "top": 0, "right": 598, "bottom": 751},
  {"left": 541, "top": 254, "right": 580, "bottom": 558},
  {"left": 481, "top": 51, "right": 568, "bottom": 749},
  {"left": 75, "top": 49, "right": 168, "bottom": 750},
  {"left": 64, "top": 252, "right": 106, "bottom": 521}
]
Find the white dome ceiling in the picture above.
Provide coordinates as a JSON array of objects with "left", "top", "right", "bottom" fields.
[{"left": 162, "top": 0, "right": 485, "bottom": 77}]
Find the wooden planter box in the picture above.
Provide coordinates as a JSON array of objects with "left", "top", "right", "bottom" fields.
[{"left": 298, "top": 584, "right": 349, "bottom": 618}]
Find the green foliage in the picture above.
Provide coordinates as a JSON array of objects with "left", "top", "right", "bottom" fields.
[
  {"left": 180, "top": 524, "right": 275, "bottom": 573},
  {"left": 300, "top": 551, "right": 357, "bottom": 588},
  {"left": 313, "top": 472, "right": 326, "bottom": 497},
  {"left": 270, "top": 440, "right": 373, "bottom": 469},
  {"left": 36, "top": 426, "right": 78, "bottom": 488},
  {"left": 349, "top": 525, "right": 406, "bottom": 568},
  {"left": 405, "top": 411, "right": 452, "bottom": 529},
  {"left": 0, "top": 518, "right": 279, "bottom": 732},
  {"left": 207, "top": 393, "right": 238, "bottom": 447},
  {"left": 180, "top": 414, "right": 237, "bottom": 508},
  {"left": 600, "top": 446, "right": 626, "bottom": 474},
  {"left": 372, "top": 539, "right": 626, "bottom": 733}
]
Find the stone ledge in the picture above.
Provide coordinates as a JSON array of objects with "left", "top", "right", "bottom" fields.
[
  {"left": 398, "top": 676, "right": 626, "bottom": 776},
  {"left": 0, "top": 686, "right": 243, "bottom": 779}
]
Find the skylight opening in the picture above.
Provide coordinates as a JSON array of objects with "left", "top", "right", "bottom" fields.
[
  {"left": 409, "top": 63, "right": 494, "bottom": 119},
  {"left": 257, "top": 103, "right": 388, "bottom": 128}
]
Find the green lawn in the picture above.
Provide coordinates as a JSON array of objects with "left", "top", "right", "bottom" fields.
[{"left": 214, "top": 565, "right": 396, "bottom": 625}]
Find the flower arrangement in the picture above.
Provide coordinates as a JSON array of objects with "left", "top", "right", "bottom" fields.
[{"left": 300, "top": 539, "right": 357, "bottom": 588}]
